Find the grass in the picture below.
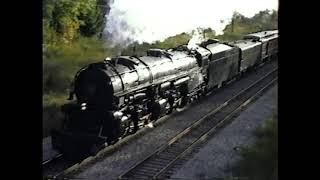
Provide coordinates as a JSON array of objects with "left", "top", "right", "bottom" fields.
[
  {"left": 42, "top": 32, "right": 249, "bottom": 138},
  {"left": 43, "top": 37, "right": 118, "bottom": 93},
  {"left": 231, "top": 114, "right": 278, "bottom": 180},
  {"left": 43, "top": 93, "right": 69, "bottom": 137},
  {"left": 43, "top": 37, "right": 119, "bottom": 138}
]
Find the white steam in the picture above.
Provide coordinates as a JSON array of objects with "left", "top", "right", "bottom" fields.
[
  {"left": 105, "top": 0, "right": 278, "bottom": 45},
  {"left": 187, "top": 29, "right": 205, "bottom": 50}
]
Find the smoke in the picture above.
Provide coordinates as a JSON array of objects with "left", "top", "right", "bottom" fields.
[
  {"left": 187, "top": 29, "right": 205, "bottom": 50},
  {"left": 104, "top": 2, "right": 143, "bottom": 47},
  {"left": 104, "top": 0, "right": 278, "bottom": 45}
]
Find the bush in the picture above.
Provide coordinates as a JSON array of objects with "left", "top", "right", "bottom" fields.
[
  {"left": 216, "top": 32, "right": 244, "bottom": 41},
  {"left": 43, "top": 37, "right": 118, "bottom": 138},
  {"left": 43, "top": 37, "right": 116, "bottom": 94},
  {"left": 43, "top": 93, "right": 68, "bottom": 137},
  {"left": 232, "top": 114, "right": 278, "bottom": 180},
  {"left": 42, "top": 8, "right": 278, "bottom": 138}
]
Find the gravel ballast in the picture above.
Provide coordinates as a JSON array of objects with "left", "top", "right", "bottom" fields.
[
  {"left": 170, "top": 84, "right": 278, "bottom": 180},
  {"left": 66, "top": 62, "right": 277, "bottom": 180},
  {"left": 42, "top": 61, "right": 277, "bottom": 179}
]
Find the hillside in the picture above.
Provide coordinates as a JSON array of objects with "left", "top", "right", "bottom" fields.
[{"left": 42, "top": 5, "right": 278, "bottom": 137}]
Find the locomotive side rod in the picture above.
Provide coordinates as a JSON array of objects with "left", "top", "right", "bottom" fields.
[
  {"left": 43, "top": 64, "right": 277, "bottom": 180},
  {"left": 155, "top": 77, "right": 278, "bottom": 179},
  {"left": 118, "top": 68, "right": 277, "bottom": 180}
]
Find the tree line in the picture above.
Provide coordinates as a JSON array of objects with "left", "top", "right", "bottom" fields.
[
  {"left": 42, "top": 6, "right": 278, "bottom": 138},
  {"left": 43, "top": 0, "right": 109, "bottom": 45}
]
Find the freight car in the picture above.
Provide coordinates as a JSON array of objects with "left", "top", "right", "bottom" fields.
[
  {"left": 244, "top": 30, "right": 278, "bottom": 61},
  {"left": 51, "top": 30, "right": 278, "bottom": 160}
]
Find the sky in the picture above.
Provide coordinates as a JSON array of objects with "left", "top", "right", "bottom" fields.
[{"left": 105, "top": 0, "right": 279, "bottom": 44}]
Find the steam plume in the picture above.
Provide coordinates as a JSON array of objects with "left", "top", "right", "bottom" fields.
[{"left": 104, "top": 0, "right": 278, "bottom": 45}]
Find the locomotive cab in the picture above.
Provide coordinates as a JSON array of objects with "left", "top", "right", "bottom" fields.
[{"left": 49, "top": 30, "right": 277, "bottom": 161}]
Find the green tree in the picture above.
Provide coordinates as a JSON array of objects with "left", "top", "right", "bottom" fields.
[
  {"left": 43, "top": 0, "right": 107, "bottom": 44},
  {"left": 270, "top": 10, "right": 278, "bottom": 29},
  {"left": 219, "top": 10, "right": 278, "bottom": 41},
  {"left": 203, "top": 27, "right": 216, "bottom": 39}
]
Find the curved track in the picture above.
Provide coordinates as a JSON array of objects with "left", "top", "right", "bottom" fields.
[
  {"left": 42, "top": 153, "right": 63, "bottom": 168},
  {"left": 118, "top": 69, "right": 278, "bottom": 180},
  {"left": 43, "top": 61, "right": 277, "bottom": 180}
]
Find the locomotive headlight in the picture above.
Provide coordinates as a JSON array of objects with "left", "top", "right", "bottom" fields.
[
  {"left": 81, "top": 103, "right": 87, "bottom": 110},
  {"left": 113, "top": 111, "right": 123, "bottom": 119},
  {"left": 121, "top": 116, "right": 128, "bottom": 122}
]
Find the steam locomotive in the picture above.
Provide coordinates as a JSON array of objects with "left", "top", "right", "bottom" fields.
[{"left": 51, "top": 30, "right": 278, "bottom": 159}]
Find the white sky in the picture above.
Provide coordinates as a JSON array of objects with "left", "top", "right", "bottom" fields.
[{"left": 105, "top": 0, "right": 278, "bottom": 44}]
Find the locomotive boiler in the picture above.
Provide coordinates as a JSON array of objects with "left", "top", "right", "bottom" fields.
[{"left": 51, "top": 30, "right": 278, "bottom": 159}]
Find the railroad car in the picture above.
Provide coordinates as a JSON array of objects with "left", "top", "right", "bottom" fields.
[
  {"left": 198, "top": 39, "right": 240, "bottom": 89},
  {"left": 244, "top": 30, "right": 278, "bottom": 61},
  {"left": 51, "top": 30, "right": 278, "bottom": 160},
  {"left": 229, "top": 39, "right": 262, "bottom": 72}
]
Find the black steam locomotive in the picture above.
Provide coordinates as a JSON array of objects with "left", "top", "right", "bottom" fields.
[{"left": 51, "top": 30, "right": 278, "bottom": 159}]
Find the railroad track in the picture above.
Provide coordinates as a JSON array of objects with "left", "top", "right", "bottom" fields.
[
  {"left": 42, "top": 154, "right": 76, "bottom": 180},
  {"left": 42, "top": 153, "right": 63, "bottom": 167},
  {"left": 43, "top": 62, "right": 277, "bottom": 180},
  {"left": 118, "top": 68, "right": 278, "bottom": 180}
]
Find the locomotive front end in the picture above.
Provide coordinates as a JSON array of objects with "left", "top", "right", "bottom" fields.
[{"left": 51, "top": 61, "right": 119, "bottom": 160}]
